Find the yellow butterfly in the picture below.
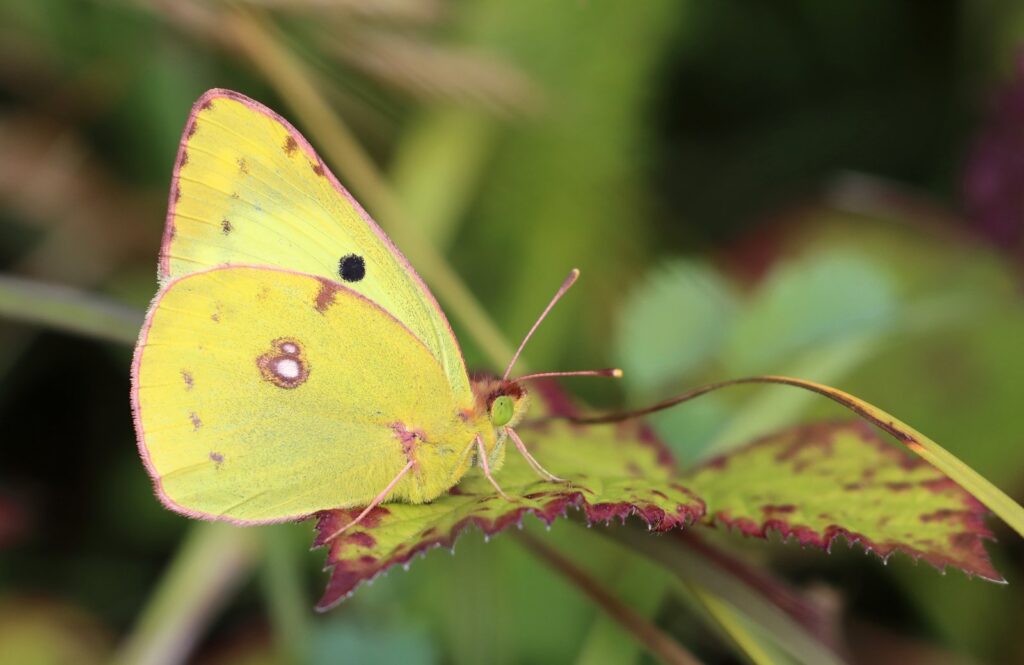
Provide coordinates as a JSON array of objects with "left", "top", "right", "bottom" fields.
[{"left": 131, "top": 89, "right": 618, "bottom": 540}]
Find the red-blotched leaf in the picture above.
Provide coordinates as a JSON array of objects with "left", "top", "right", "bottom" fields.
[
  {"left": 313, "top": 385, "right": 704, "bottom": 610},
  {"left": 683, "top": 421, "right": 1001, "bottom": 581}
]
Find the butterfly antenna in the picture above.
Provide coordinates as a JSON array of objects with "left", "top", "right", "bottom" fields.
[
  {"left": 503, "top": 269, "right": 580, "bottom": 381},
  {"left": 516, "top": 368, "right": 623, "bottom": 381}
]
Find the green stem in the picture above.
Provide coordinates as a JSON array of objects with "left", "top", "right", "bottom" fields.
[
  {"left": 112, "top": 523, "right": 261, "bottom": 665},
  {"left": 0, "top": 274, "right": 140, "bottom": 344},
  {"left": 261, "top": 528, "right": 311, "bottom": 664},
  {"left": 389, "top": 109, "right": 498, "bottom": 251},
  {"left": 685, "top": 584, "right": 796, "bottom": 665},
  {"left": 573, "top": 554, "right": 669, "bottom": 665}
]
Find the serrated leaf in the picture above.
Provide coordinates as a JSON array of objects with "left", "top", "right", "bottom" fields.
[
  {"left": 313, "top": 402, "right": 705, "bottom": 611},
  {"left": 684, "top": 421, "right": 1001, "bottom": 581}
]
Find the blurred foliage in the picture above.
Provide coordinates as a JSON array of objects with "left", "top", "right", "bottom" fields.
[
  {"left": 2, "top": 1, "right": 1024, "bottom": 664},
  {"left": 0, "top": 597, "right": 111, "bottom": 665}
]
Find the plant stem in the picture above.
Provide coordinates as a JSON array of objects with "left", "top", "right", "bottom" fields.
[
  {"left": 0, "top": 274, "right": 140, "bottom": 344},
  {"left": 390, "top": 109, "right": 498, "bottom": 251},
  {"left": 261, "top": 527, "right": 311, "bottom": 664},
  {"left": 514, "top": 531, "right": 704, "bottom": 665},
  {"left": 112, "top": 523, "right": 261, "bottom": 665},
  {"left": 685, "top": 583, "right": 796, "bottom": 665},
  {"left": 573, "top": 553, "right": 669, "bottom": 665}
]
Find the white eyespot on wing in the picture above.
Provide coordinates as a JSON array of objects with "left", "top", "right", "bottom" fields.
[
  {"left": 275, "top": 357, "right": 300, "bottom": 380},
  {"left": 256, "top": 338, "right": 309, "bottom": 389}
]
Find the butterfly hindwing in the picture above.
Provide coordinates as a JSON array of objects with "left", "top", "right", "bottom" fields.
[
  {"left": 132, "top": 266, "right": 479, "bottom": 524},
  {"left": 162, "top": 89, "right": 470, "bottom": 399}
]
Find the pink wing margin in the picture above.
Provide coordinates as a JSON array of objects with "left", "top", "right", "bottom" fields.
[
  {"left": 158, "top": 87, "right": 467, "bottom": 378},
  {"left": 130, "top": 263, "right": 445, "bottom": 526}
]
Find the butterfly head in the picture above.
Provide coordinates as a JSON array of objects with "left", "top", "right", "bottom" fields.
[
  {"left": 463, "top": 269, "right": 623, "bottom": 485},
  {"left": 480, "top": 268, "right": 621, "bottom": 430},
  {"left": 471, "top": 376, "right": 531, "bottom": 431}
]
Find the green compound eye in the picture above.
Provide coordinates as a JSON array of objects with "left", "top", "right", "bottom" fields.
[{"left": 489, "top": 395, "right": 515, "bottom": 427}]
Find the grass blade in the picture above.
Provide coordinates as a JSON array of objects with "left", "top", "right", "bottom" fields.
[
  {"left": 607, "top": 528, "right": 847, "bottom": 665},
  {"left": 0, "top": 274, "right": 140, "bottom": 344}
]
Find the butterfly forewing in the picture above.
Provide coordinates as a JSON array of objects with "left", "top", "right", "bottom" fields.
[{"left": 162, "top": 89, "right": 470, "bottom": 399}]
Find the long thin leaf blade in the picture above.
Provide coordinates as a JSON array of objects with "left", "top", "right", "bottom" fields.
[{"left": 0, "top": 275, "right": 140, "bottom": 344}]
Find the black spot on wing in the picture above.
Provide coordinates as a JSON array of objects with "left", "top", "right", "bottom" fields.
[{"left": 339, "top": 254, "right": 365, "bottom": 283}]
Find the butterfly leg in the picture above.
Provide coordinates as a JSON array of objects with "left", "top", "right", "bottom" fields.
[
  {"left": 476, "top": 435, "right": 511, "bottom": 500},
  {"left": 323, "top": 460, "right": 415, "bottom": 544},
  {"left": 506, "top": 427, "right": 565, "bottom": 482}
]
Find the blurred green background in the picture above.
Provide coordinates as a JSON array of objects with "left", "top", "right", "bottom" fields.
[{"left": 2, "top": 1, "right": 1024, "bottom": 663}]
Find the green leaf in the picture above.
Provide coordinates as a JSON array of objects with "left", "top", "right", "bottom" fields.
[
  {"left": 313, "top": 397, "right": 705, "bottom": 611},
  {"left": 685, "top": 585, "right": 804, "bottom": 665},
  {"left": 615, "top": 251, "right": 900, "bottom": 460},
  {"left": 684, "top": 421, "right": 1000, "bottom": 581},
  {"left": 308, "top": 621, "right": 439, "bottom": 665},
  {"left": 615, "top": 260, "right": 737, "bottom": 395},
  {"left": 723, "top": 251, "right": 897, "bottom": 375}
]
